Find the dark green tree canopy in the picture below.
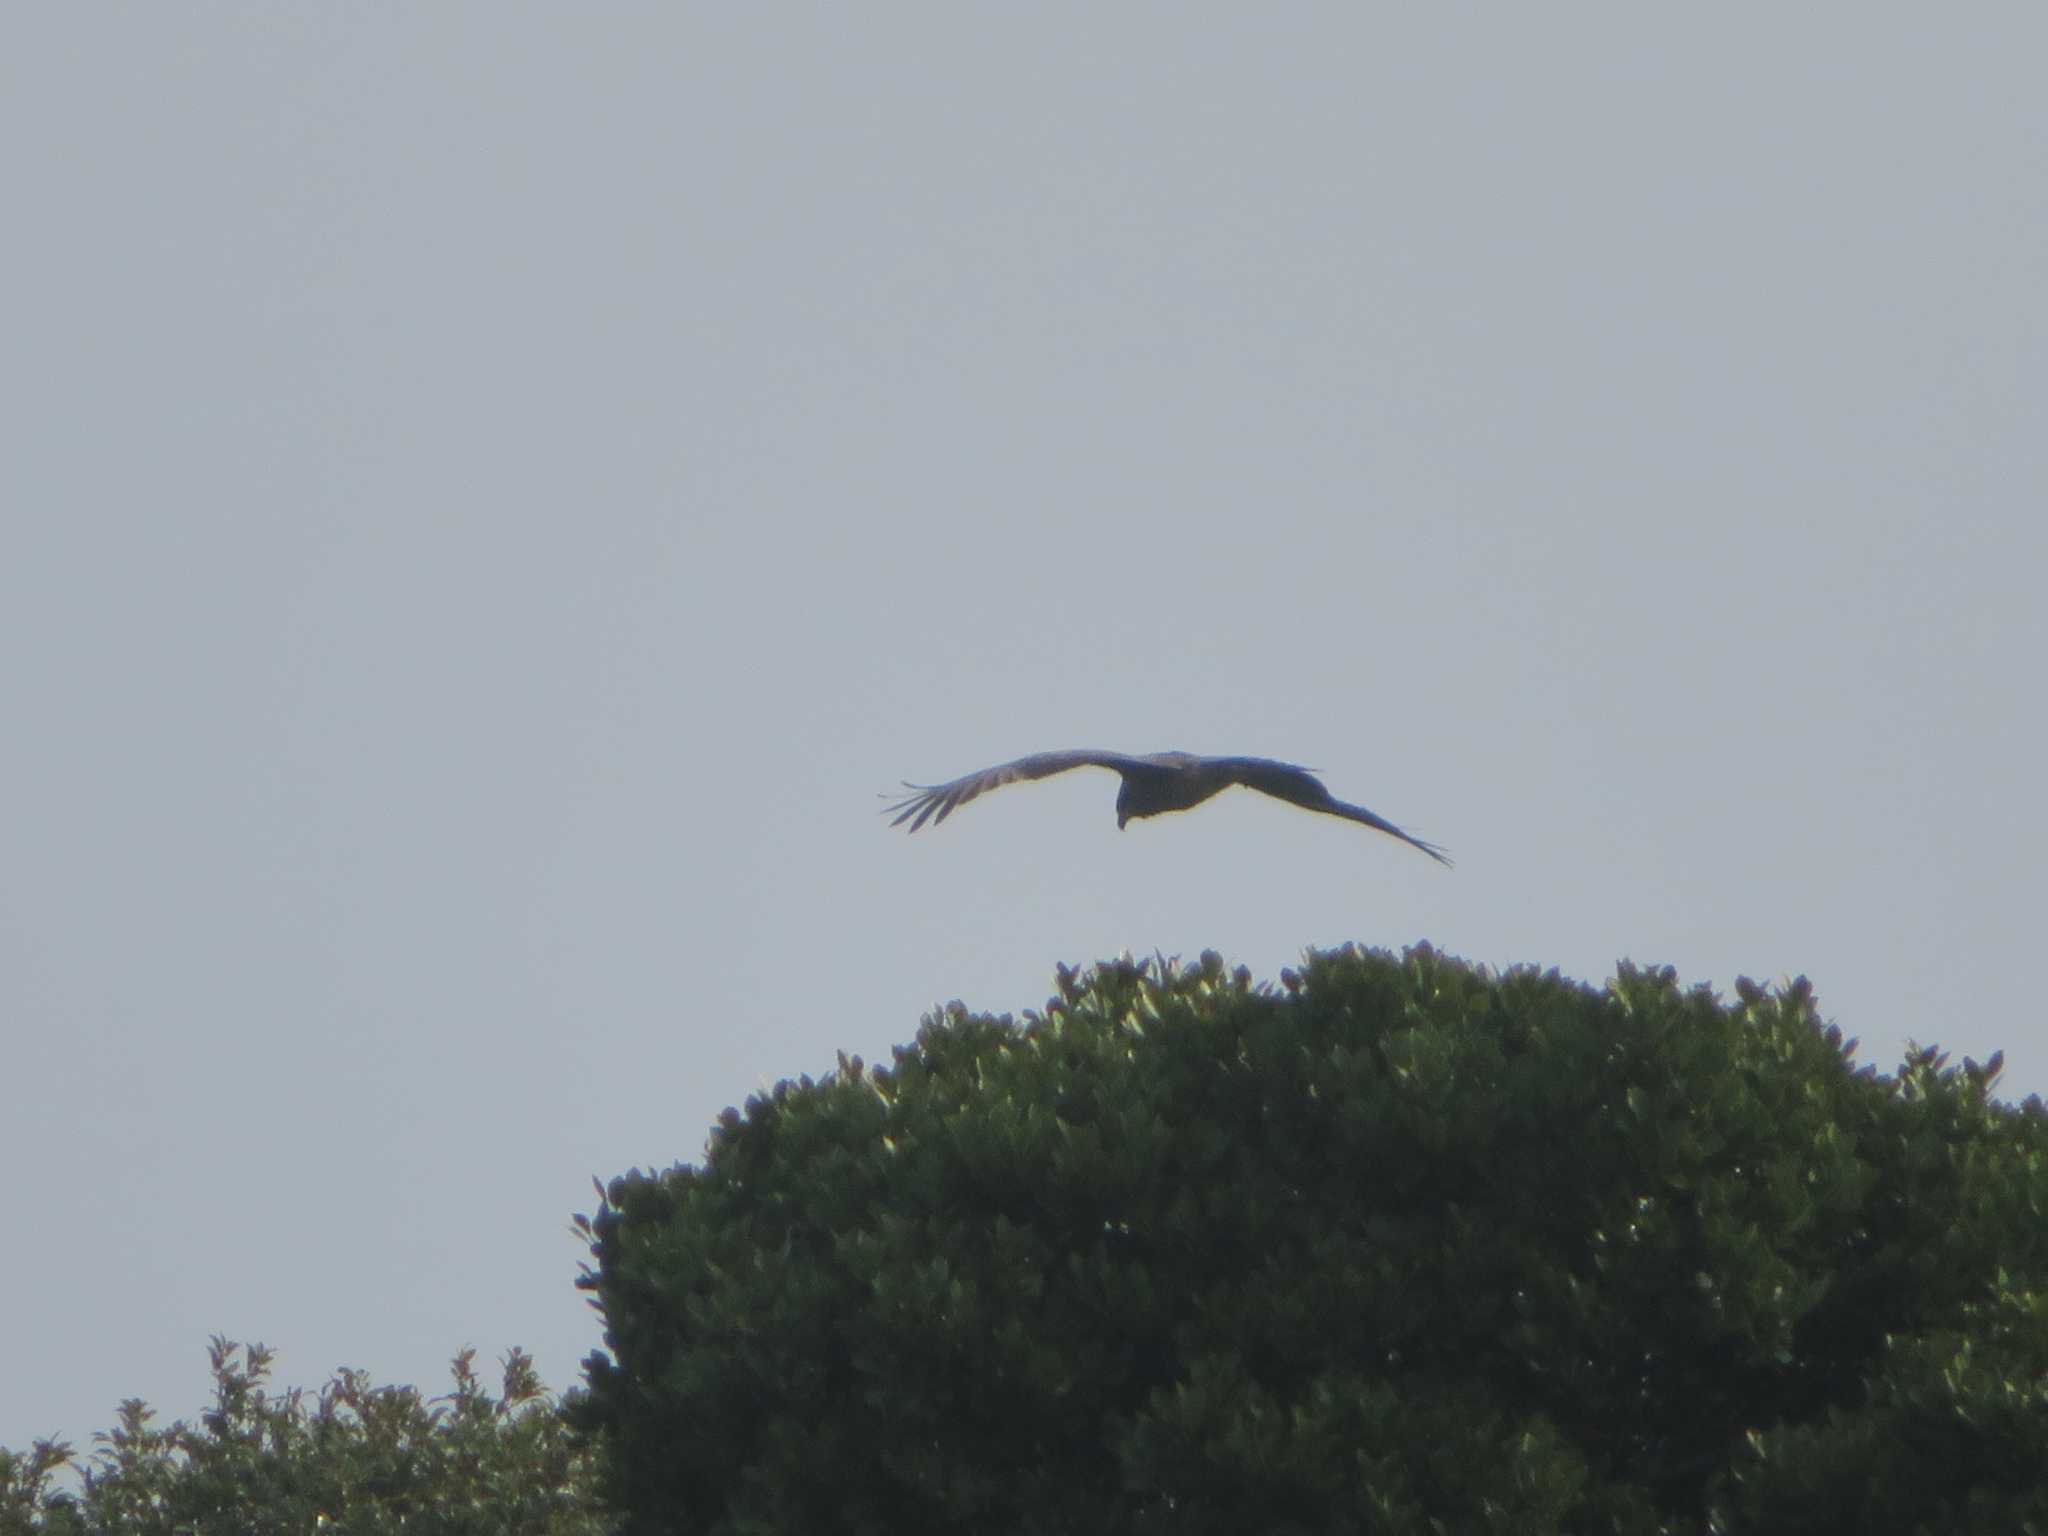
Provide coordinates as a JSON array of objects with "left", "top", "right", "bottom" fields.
[{"left": 575, "top": 945, "right": 2048, "bottom": 1535}]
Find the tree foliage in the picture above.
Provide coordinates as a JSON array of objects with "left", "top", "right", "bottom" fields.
[
  {"left": 0, "top": 1339, "right": 606, "bottom": 1536},
  {"left": 573, "top": 944, "right": 2048, "bottom": 1535}
]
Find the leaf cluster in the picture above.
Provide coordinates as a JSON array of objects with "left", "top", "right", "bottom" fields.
[
  {"left": 573, "top": 945, "right": 2048, "bottom": 1534},
  {"left": 1, "top": 1338, "right": 607, "bottom": 1536}
]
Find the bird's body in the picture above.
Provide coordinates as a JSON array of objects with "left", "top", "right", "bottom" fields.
[{"left": 885, "top": 749, "right": 1450, "bottom": 864}]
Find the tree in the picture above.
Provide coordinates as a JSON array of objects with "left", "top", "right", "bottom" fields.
[
  {"left": 572, "top": 945, "right": 2048, "bottom": 1534},
  {"left": 1, "top": 1339, "right": 607, "bottom": 1535}
]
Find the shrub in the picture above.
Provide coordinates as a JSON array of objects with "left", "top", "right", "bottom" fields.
[{"left": 1, "top": 1339, "right": 606, "bottom": 1535}]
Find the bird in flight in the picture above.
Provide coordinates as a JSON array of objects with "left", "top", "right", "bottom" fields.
[{"left": 884, "top": 750, "right": 1450, "bottom": 864}]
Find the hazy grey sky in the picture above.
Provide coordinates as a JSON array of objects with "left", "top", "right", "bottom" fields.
[{"left": 5, "top": 8, "right": 2044, "bottom": 1454}]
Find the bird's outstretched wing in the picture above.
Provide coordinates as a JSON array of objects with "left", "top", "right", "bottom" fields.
[
  {"left": 884, "top": 750, "right": 1143, "bottom": 832},
  {"left": 1218, "top": 757, "right": 1453, "bottom": 865}
]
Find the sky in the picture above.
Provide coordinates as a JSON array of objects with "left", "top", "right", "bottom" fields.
[{"left": 4, "top": 7, "right": 2044, "bottom": 1456}]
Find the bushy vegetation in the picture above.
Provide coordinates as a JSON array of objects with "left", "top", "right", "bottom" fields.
[
  {"left": 12, "top": 945, "right": 2043, "bottom": 1533},
  {"left": 0, "top": 1339, "right": 605, "bottom": 1536},
  {"left": 573, "top": 944, "right": 2048, "bottom": 1535}
]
